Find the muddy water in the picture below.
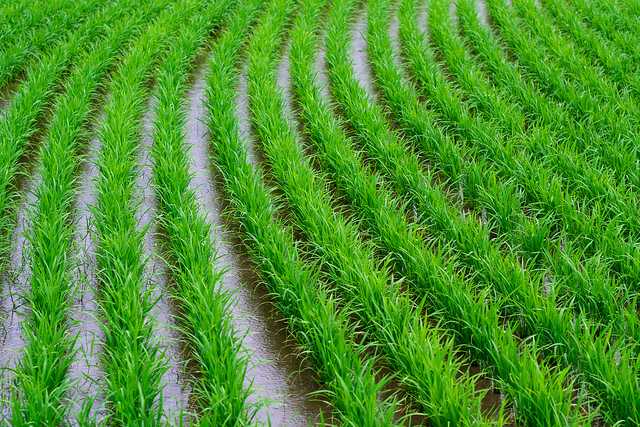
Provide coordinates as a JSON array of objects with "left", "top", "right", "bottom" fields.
[
  {"left": 137, "top": 95, "right": 189, "bottom": 424},
  {"left": 417, "top": 0, "right": 429, "bottom": 33},
  {"left": 476, "top": 0, "right": 490, "bottom": 26},
  {"left": 0, "top": 80, "right": 20, "bottom": 113},
  {"left": 186, "top": 60, "right": 324, "bottom": 426},
  {"left": 67, "top": 115, "right": 106, "bottom": 423},
  {"left": 351, "top": 8, "right": 377, "bottom": 99},
  {"left": 277, "top": 42, "right": 299, "bottom": 133},
  {"left": 235, "top": 62, "right": 258, "bottom": 165},
  {"left": 450, "top": 0, "right": 459, "bottom": 24},
  {"left": 389, "top": 3, "right": 403, "bottom": 68},
  {"left": 313, "top": 28, "right": 331, "bottom": 100},
  {"left": 0, "top": 175, "right": 37, "bottom": 421}
]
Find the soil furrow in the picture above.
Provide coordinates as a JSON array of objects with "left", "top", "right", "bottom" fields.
[
  {"left": 188, "top": 59, "right": 324, "bottom": 426},
  {"left": 0, "top": 174, "right": 38, "bottom": 421},
  {"left": 138, "top": 95, "right": 189, "bottom": 424},
  {"left": 67, "top": 122, "right": 106, "bottom": 424}
]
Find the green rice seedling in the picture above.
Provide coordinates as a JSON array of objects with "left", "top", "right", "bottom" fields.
[
  {"left": 424, "top": 0, "right": 640, "bottom": 327},
  {"left": 0, "top": 0, "right": 153, "bottom": 309},
  {"left": 425, "top": 3, "right": 524, "bottom": 136},
  {"left": 568, "top": 0, "right": 640, "bottom": 60},
  {"left": 329, "top": 0, "right": 629, "bottom": 424},
  {"left": 0, "top": 0, "right": 71, "bottom": 58},
  {"left": 151, "top": 0, "right": 264, "bottom": 423},
  {"left": 427, "top": 0, "right": 640, "bottom": 222},
  {"left": 248, "top": 0, "right": 499, "bottom": 426},
  {"left": 91, "top": 0, "right": 207, "bottom": 423},
  {"left": 8, "top": 1, "right": 173, "bottom": 423},
  {"left": 401, "top": 0, "right": 640, "bottom": 299},
  {"left": 396, "top": 0, "right": 638, "bottom": 330},
  {"left": 291, "top": 0, "right": 493, "bottom": 424},
  {"left": 0, "top": 0, "right": 106, "bottom": 92},
  {"left": 206, "top": 2, "right": 397, "bottom": 425},
  {"left": 511, "top": 0, "right": 640, "bottom": 118},
  {"left": 332, "top": 0, "right": 639, "bottom": 422},
  {"left": 482, "top": 0, "right": 638, "bottom": 159},
  {"left": 455, "top": 0, "right": 640, "bottom": 190},
  {"left": 540, "top": 0, "right": 640, "bottom": 95}
]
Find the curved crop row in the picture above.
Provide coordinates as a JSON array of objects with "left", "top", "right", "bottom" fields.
[
  {"left": 9, "top": 0, "right": 172, "bottom": 423},
  {"left": 0, "top": 0, "right": 106, "bottom": 92},
  {"left": 91, "top": 0, "right": 207, "bottom": 422},
  {"left": 512, "top": 0, "right": 638, "bottom": 114},
  {"left": 568, "top": 0, "right": 640, "bottom": 61},
  {"left": 0, "top": 0, "right": 75, "bottom": 60},
  {"left": 150, "top": 0, "right": 260, "bottom": 423},
  {"left": 428, "top": 0, "right": 639, "bottom": 216},
  {"left": 400, "top": 0, "right": 640, "bottom": 319},
  {"left": 0, "top": 0, "right": 158, "bottom": 282},
  {"left": 206, "top": 0, "right": 396, "bottom": 425},
  {"left": 456, "top": 0, "right": 639, "bottom": 189},
  {"left": 326, "top": 0, "right": 609, "bottom": 424},
  {"left": 352, "top": 0, "right": 638, "bottom": 422},
  {"left": 247, "top": 0, "right": 495, "bottom": 426},
  {"left": 482, "top": 0, "right": 638, "bottom": 167},
  {"left": 423, "top": 0, "right": 635, "bottom": 328},
  {"left": 291, "top": 0, "right": 492, "bottom": 424},
  {"left": 541, "top": 0, "right": 640, "bottom": 95}
]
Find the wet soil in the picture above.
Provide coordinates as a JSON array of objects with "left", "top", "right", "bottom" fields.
[
  {"left": 351, "top": 8, "right": 376, "bottom": 99},
  {"left": 66, "top": 114, "right": 106, "bottom": 423},
  {"left": 137, "top": 95, "right": 189, "bottom": 424},
  {"left": 476, "top": 0, "right": 490, "bottom": 26},
  {"left": 186, "top": 60, "right": 326, "bottom": 426},
  {"left": 0, "top": 175, "right": 36, "bottom": 421}
]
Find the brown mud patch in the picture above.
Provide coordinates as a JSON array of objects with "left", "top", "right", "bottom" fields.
[{"left": 187, "top": 60, "right": 326, "bottom": 426}]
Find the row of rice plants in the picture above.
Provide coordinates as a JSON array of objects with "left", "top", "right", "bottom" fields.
[
  {"left": 381, "top": 0, "right": 624, "bottom": 343},
  {"left": 0, "top": 0, "right": 149, "bottom": 298},
  {"left": 0, "top": 0, "right": 74, "bottom": 62},
  {"left": 513, "top": 0, "right": 638, "bottom": 112},
  {"left": 398, "top": 0, "right": 640, "bottom": 322},
  {"left": 326, "top": 0, "right": 600, "bottom": 424},
  {"left": 423, "top": 0, "right": 633, "bottom": 330},
  {"left": 425, "top": 1, "right": 525, "bottom": 136},
  {"left": 391, "top": 1, "right": 639, "bottom": 423},
  {"left": 428, "top": 0, "right": 640, "bottom": 226},
  {"left": 150, "top": 0, "right": 260, "bottom": 423},
  {"left": 205, "top": 0, "right": 396, "bottom": 424},
  {"left": 541, "top": 0, "right": 640, "bottom": 95},
  {"left": 456, "top": 0, "right": 639, "bottom": 190},
  {"left": 0, "top": 1, "right": 31, "bottom": 38},
  {"left": 247, "top": 0, "right": 495, "bottom": 425},
  {"left": 482, "top": 0, "right": 638, "bottom": 170},
  {"left": 9, "top": 0, "right": 173, "bottom": 422},
  {"left": 91, "top": 0, "right": 207, "bottom": 422},
  {"left": 0, "top": 0, "right": 106, "bottom": 91},
  {"left": 569, "top": 0, "right": 640, "bottom": 61},
  {"left": 291, "top": 0, "right": 494, "bottom": 424}
]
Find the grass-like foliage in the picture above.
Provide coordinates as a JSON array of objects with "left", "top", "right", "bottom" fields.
[
  {"left": 150, "top": 0, "right": 258, "bottom": 423},
  {"left": 10, "top": 0, "right": 171, "bottom": 423}
]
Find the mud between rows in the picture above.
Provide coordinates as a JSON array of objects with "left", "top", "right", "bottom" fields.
[{"left": 185, "top": 59, "right": 326, "bottom": 426}]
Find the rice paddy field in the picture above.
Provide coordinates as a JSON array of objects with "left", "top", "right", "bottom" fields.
[{"left": 0, "top": 0, "right": 639, "bottom": 424}]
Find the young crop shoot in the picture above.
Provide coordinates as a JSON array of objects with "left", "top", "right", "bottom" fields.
[
  {"left": 150, "top": 0, "right": 258, "bottom": 423},
  {"left": 206, "top": 0, "right": 396, "bottom": 424},
  {"left": 1, "top": 0, "right": 638, "bottom": 423},
  {"left": 10, "top": 0, "right": 172, "bottom": 422}
]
